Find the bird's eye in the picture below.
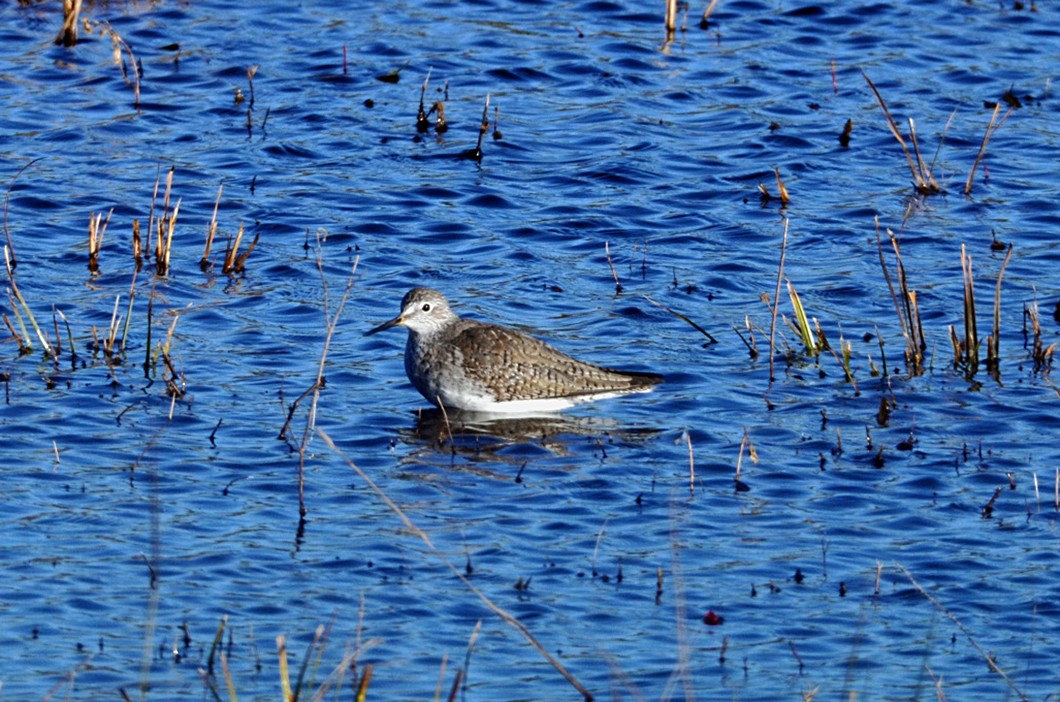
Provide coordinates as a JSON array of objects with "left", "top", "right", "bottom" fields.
[{"left": 422, "top": 303, "right": 431, "bottom": 312}]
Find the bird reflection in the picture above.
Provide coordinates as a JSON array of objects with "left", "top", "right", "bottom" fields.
[{"left": 401, "top": 407, "right": 661, "bottom": 461}]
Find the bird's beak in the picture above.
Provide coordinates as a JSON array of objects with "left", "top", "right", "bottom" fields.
[{"left": 364, "top": 314, "right": 405, "bottom": 336}]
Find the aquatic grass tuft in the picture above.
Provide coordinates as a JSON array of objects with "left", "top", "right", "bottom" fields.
[
  {"left": 5, "top": 245, "right": 55, "bottom": 358},
  {"left": 949, "top": 244, "right": 979, "bottom": 377},
  {"left": 985, "top": 243, "right": 1013, "bottom": 378},
  {"left": 876, "top": 220, "right": 925, "bottom": 374},
  {"left": 222, "top": 222, "right": 260, "bottom": 275},
  {"left": 862, "top": 71, "right": 942, "bottom": 195},
  {"left": 1024, "top": 295, "right": 1055, "bottom": 374},
  {"left": 87, "top": 209, "right": 112, "bottom": 273}
]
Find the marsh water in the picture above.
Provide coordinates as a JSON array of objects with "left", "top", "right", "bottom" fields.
[{"left": 2, "top": 0, "right": 1059, "bottom": 699}]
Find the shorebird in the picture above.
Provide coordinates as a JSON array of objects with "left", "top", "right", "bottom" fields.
[{"left": 365, "top": 287, "right": 662, "bottom": 413}]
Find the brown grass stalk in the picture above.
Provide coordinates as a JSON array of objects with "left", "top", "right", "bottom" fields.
[
  {"left": 101, "top": 23, "right": 141, "bottom": 107},
  {"left": 202, "top": 184, "right": 223, "bottom": 270},
  {"left": 1024, "top": 297, "right": 1056, "bottom": 374},
  {"left": 318, "top": 428, "right": 595, "bottom": 700},
  {"left": 949, "top": 243, "right": 979, "bottom": 373},
  {"left": 700, "top": 0, "right": 719, "bottom": 28},
  {"left": 54, "top": 0, "right": 82, "bottom": 46},
  {"left": 470, "top": 94, "right": 490, "bottom": 162},
  {"left": 88, "top": 209, "right": 112, "bottom": 273},
  {"left": 3, "top": 311, "right": 28, "bottom": 355},
  {"left": 773, "top": 166, "right": 790, "bottom": 206},
  {"left": 222, "top": 222, "right": 260, "bottom": 275},
  {"left": 104, "top": 294, "right": 121, "bottom": 360},
  {"left": 120, "top": 267, "right": 138, "bottom": 354},
  {"left": 965, "top": 103, "right": 1013, "bottom": 196},
  {"left": 131, "top": 219, "right": 142, "bottom": 266}
]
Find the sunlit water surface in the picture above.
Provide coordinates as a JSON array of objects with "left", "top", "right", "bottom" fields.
[{"left": 1, "top": 0, "right": 1059, "bottom": 699}]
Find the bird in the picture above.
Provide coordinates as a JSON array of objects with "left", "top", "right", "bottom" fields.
[{"left": 365, "top": 287, "right": 663, "bottom": 413}]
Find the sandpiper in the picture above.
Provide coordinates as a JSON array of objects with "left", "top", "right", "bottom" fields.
[{"left": 365, "top": 287, "right": 662, "bottom": 413}]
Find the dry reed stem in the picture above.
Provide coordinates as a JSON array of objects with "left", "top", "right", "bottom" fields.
[
  {"left": 768, "top": 218, "right": 790, "bottom": 384},
  {"left": 700, "top": 0, "right": 719, "bottom": 27},
  {"left": 876, "top": 221, "right": 924, "bottom": 372},
  {"left": 120, "top": 267, "right": 138, "bottom": 354},
  {"left": 318, "top": 429, "right": 594, "bottom": 701},
  {"left": 684, "top": 431, "right": 695, "bottom": 496},
  {"left": 416, "top": 68, "right": 432, "bottom": 133},
  {"left": 105, "top": 294, "right": 121, "bottom": 359},
  {"left": 965, "top": 103, "right": 1013, "bottom": 196},
  {"left": 446, "top": 670, "right": 464, "bottom": 702},
  {"left": 604, "top": 241, "right": 622, "bottom": 293},
  {"left": 986, "top": 243, "right": 1013, "bottom": 375},
  {"left": 153, "top": 167, "right": 175, "bottom": 271},
  {"left": 202, "top": 184, "right": 223, "bottom": 269},
  {"left": 219, "top": 653, "right": 236, "bottom": 701},
  {"left": 590, "top": 518, "right": 609, "bottom": 576},
  {"left": 950, "top": 243, "right": 979, "bottom": 372},
  {"left": 643, "top": 295, "right": 718, "bottom": 344},
  {"left": 433, "top": 654, "right": 450, "bottom": 702},
  {"left": 246, "top": 65, "right": 258, "bottom": 108},
  {"left": 55, "top": 0, "right": 82, "bottom": 46},
  {"left": 131, "top": 218, "right": 143, "bottom": 265},
  {"left": 54, "top": 309, "right": 75, "bottom": 362},
  {"left": 87, "top": 209, "right": 112, "bottom": 272},
  {"left": 897, "top": 563, "right": 1029, "bottom": 701},
  {"left": 277, "top": 635, "right": 292, "bottom": 701},
  {"left": 460, "top": 619, "right": 483, "bottom": 697},
  {"left": 222, "top": 221, "right": 244, "bottom": 273},
  {"left": 5, "top": 245, "right": 54, "bottom": 357},
  {"left": 99, "top": 22, "right": 141, "bottom": 106},
  {"left": 1024, "top": 296, "right": 1056, "bottom": 373},
  {"left": 159, "top": 198, "right": 180, "bottom": 277},
  {"left": 773, "top": 166, "right": 790, "bottom": 206},
  {"left": 283, "top": 250, "right": 359, "bottom": 515},
  {"left": 471, "top": 94, "right": 491, "bottom": 162},
  {"left": 734, "top": 427, "right": 749, "bottom": 485},
  {"left": 3, "top": 312, "right": 27, "bottom": 355}
]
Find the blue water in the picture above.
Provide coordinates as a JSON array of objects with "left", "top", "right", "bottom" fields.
[{"left": 1, "top": 0, "right": 1059, "bottom": 699}]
